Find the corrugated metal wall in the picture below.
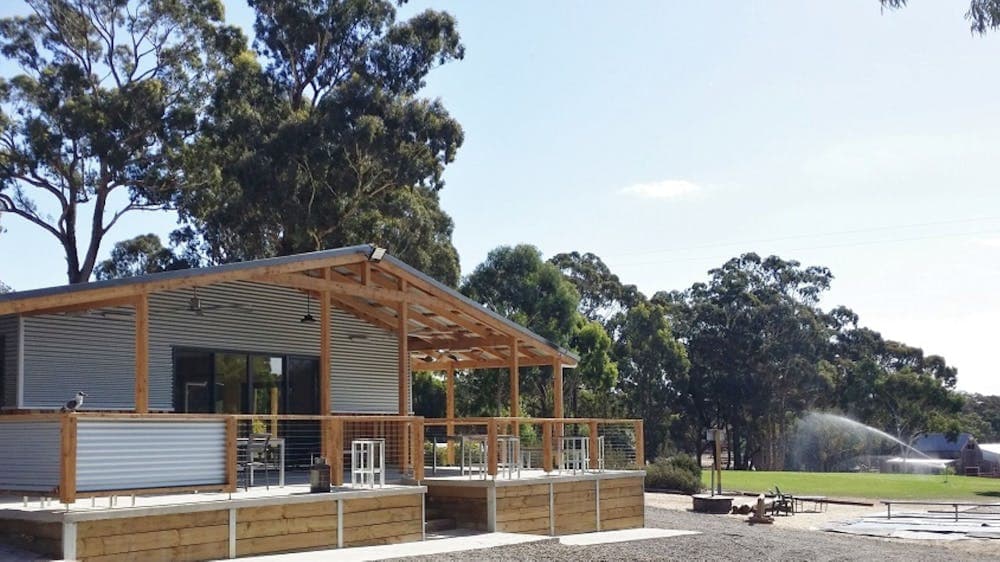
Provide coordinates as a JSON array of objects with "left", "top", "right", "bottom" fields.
[
  {"left": 0, "top": 420, "right": 60, "bottom": 491},
  {"left": 76, "top": 419, "right": 226, "bottom": 491},
  {"left": 0, "top": 315, "right": 17, "bottom": 408},
  {"left": 20, "top": 281, "right": 402, "bottom": 413},
  {"left": 22, "top": 310, "right": 136, "bottom": 409}
]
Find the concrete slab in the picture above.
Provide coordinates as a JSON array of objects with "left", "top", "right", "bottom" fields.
[
  {"left": 559, "top": 528, "right": 699, "bottom": 546},
  {"left": 235, "top": 531, "right": 553, "bottom": 561}
]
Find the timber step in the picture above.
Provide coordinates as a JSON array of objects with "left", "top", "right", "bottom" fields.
[{"left": 425, "top": 517, "right": 457, "bottom": 532}]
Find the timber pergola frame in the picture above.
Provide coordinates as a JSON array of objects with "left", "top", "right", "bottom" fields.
[{"left": 0, "top": 244, "right": 579, "bottom": 418}]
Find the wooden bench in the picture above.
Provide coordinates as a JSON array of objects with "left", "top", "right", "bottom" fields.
[{"left": 881, "top": 500, "right": 998, "bottom": 521}]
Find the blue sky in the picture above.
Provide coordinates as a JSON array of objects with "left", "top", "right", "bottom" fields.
[{"left": 1, "top": 1, "right": 999, "bottom": 394}]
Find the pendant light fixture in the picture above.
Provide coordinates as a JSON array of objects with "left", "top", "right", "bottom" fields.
[{"left": 300, "top": 294, "right": 317, "bottom": 323}]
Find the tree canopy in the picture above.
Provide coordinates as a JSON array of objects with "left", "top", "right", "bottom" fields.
[
  {"left": 172, "top": 0, "right": 465, "bottom": 285},
  {"left": 0, "top": 0, "right": 235, "bottom": 283}
]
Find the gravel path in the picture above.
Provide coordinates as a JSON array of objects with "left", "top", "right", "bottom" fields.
[{"left": 396, "top": 496, "right": 999, "bottom": 562}]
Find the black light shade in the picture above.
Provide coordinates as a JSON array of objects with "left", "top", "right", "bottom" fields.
[{"left": 301, "top": 294, "right": 317, "bottom": 323}]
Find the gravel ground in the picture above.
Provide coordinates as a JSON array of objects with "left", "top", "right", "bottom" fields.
[{"left": 396, "top": 494, "right": 1000, "bottom": 562}]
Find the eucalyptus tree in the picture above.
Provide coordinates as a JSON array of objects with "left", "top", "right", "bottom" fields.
[
  {"left": 460, "top": 245, "right": 617, "bottom": 418},
  {"left": 175, "top": 0, "right": 465, "bottom": 285},
  {"left": 94, "top": 233, "right": 197, "bottom": 280},
  {"left": 0, "top": 0, "right": 234, "bottom": 283},
  {"left": 668, "top": 254, "right": 835, "bottom": 469}
]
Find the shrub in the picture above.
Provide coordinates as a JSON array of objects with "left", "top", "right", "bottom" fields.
[{"left": 644, "top": 454, "right": 702, "bottom": 494}]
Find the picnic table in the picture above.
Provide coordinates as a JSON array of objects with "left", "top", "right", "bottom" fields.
[
  {"left": 881, "top": 500, "right": 997, "bottom": 522},
  {"left": 794, "top": 495, "right": 828, "bottom": 513}
]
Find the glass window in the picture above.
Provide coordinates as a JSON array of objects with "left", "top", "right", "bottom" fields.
[
  {"left": 173, "top": 349, "right": 320, "bottom": 415},
  {"left": 251, "top": 355, "right": 283, "bottom": 415},
  {"left": 215, "top": 353, "right": 248, "bottom": 414},
  {"left": 174, "top": 350, "right": 212, "bottom": 413},
  {"left": 286, "top": 357, "right": 320, "bottom": 414}
]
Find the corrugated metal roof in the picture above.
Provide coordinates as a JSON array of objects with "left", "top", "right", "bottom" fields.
[{"left": 0, "top": 244, "right": 579, "bottom": 363}]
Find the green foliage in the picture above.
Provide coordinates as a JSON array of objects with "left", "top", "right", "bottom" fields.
[
  {"left": 645, "top": 455, "right": 702, "bottom": 494},
  {"left": 0, "top": 280, "right": 11, "bottom": 294},
  {"left": 460, "top": 245, "right": 617, "bottom": 419},
  {"left": 0, "top": 0, "right": 232, "bottom": 283},
  {"left": 412, "top": 372, "right": 446, "bottom": 418},
  {"left": 961, "top": 394, "right": 1000, "bottom": 442},
  {"left": 173, "top": 0, "right": 465, "bottom": 285},
  {"left": 94, "top": 234, "right": 198, "bottom": 280}
]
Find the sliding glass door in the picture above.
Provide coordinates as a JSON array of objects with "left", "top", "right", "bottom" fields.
[{"left": 172, "top": 349, "right": 319, "bottom": 415}]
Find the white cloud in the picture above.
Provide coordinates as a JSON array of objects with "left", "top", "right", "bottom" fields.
[{"left": 619, "top": 179, "right": 702, "bottom": 200}]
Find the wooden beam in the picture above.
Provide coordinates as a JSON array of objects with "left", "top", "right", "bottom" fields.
[
  {"left": 408, "top": 334, "right": 512, "bottom": 351},
  {"left": 589, "top": 420, "right": 600, "bottom": 470},
  {"left": 446, "top": 366, "right": 455, "bottom": 465},
  {"left": 510, "top": 337, "right": 519, "bottom": 436},
  {"left": 225, "top": 417, "right": 237, "bottom": 493},
  {"left": 319, "top": 270, "right": 332, "bottom": 415},
  {"left": 487, "top": 419, "right": 497, "bottom": 477},
  {"left": 412, "top": 356, "right": 567, "bottom": 371},
  {"left": 635, "top": 420, "right": 645, "bottom": 467},
  {"left": 377, "top": 260, "right": 575, "bottom": 364},
  {"left": 553, "top": 359, "right": 564, "bottom": 419},
  {"left": 331, "top": 418, "right": 344, "bottom": 486},
  {"left": 328, "top": 293, "right": 398, "bottom": 333},
  {"left": 134, "top": 294, "right": 149, "bottom": 414},
  {"left": 22, "top": 296, "right": 140, "bottom": 317},
  {"left": 398, "top": 281, "right": 409, "bottom": 415},
  {"left": 412, "top": 418, "right": 424, "bottom": 481},
  {"left": 59, "top": 415, "right": 77, "bottom": 504},
  {"left": 257, "top": 272, "right": 449, "bottom": 310},
  {"left": 541, "top": 420, "right": 553, "bottom": 473},
  {"left": 0, "top": 252, "right": 368, "bottom": 316}
]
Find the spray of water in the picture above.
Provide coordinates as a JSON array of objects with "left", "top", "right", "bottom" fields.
[{"left": 806, "top": 412, "right": 929, "bottom": 458}]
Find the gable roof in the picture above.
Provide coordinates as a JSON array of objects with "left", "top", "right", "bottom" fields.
[{"left": 0, "top": 244, "right": 579, "bottom": 368}]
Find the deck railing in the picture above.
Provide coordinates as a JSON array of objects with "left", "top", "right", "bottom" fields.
[
  {"left": 423, "top": 417, "right": 645, "bottom": 478},
  {"left": 0, "top": 414, "right": 642, "bottom": 503}
]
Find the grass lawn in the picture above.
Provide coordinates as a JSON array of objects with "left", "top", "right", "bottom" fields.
[{"left": 703, "top": 470, "right": 1000, "bottom": 501}]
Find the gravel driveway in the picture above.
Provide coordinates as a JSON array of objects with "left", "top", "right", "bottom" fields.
[{"left": 397, "top": 495, "right": 998, "bottom": 562}]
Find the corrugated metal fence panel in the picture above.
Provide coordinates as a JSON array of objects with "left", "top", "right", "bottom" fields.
[
  {"left": 0, "top": 315, "right": 18, "bottom": 408},
  {"left": 22, "top": 311, "right": 136, "bottom": 409},
  {"left": 76, "top": 419, "right": 226, "bottom": 491},
  {"left": 0, "top": 420, "right": 60, "bottom": 491},
  {"left": 331, "top": 309, "right": 400, "bottom": 413}
]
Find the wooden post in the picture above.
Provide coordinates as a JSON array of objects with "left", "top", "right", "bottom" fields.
[
  {"left": 398, "top": 282, "right": 409, "bottom": 415},
  {"left": 553, "top": 359, "right": 563, "bottom": 439},
  {"left": 446, "top": 366, "right": 455, "bottom": 465},
  {"left": 412, "top": 418, "right": 425, "bottom": 481},
  {"left": 319, "top": 271, "right": 332, "bottom": 416},
  {"left": 134, "top": 293, "right": 149, "bottom": 413},
  {"left": 634, "top": 420, "right": 645, "bottom": 467},
  {"left": 714, "top": 428, "right": 723, "bottom": 495},
  {"left": 59, "top": 415, "right": 77, "bottom": 504},
  {"left": 589, "top": 420, "right": 600, "bottom": 470},
  {"left": 542, "top": 421, "right": 553, "bottom": 473},
  {"left": 225, "top": 417, "right": 237, "bottom": 492},
  {"left": 509, "top": 338, "right": 519, "bottom": 437},
  {"left": 330, "top": 418, "right": 344, "bottom": 486},
  {"left": 487, "top": 418, "right": 498, "bottom": 477}
]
